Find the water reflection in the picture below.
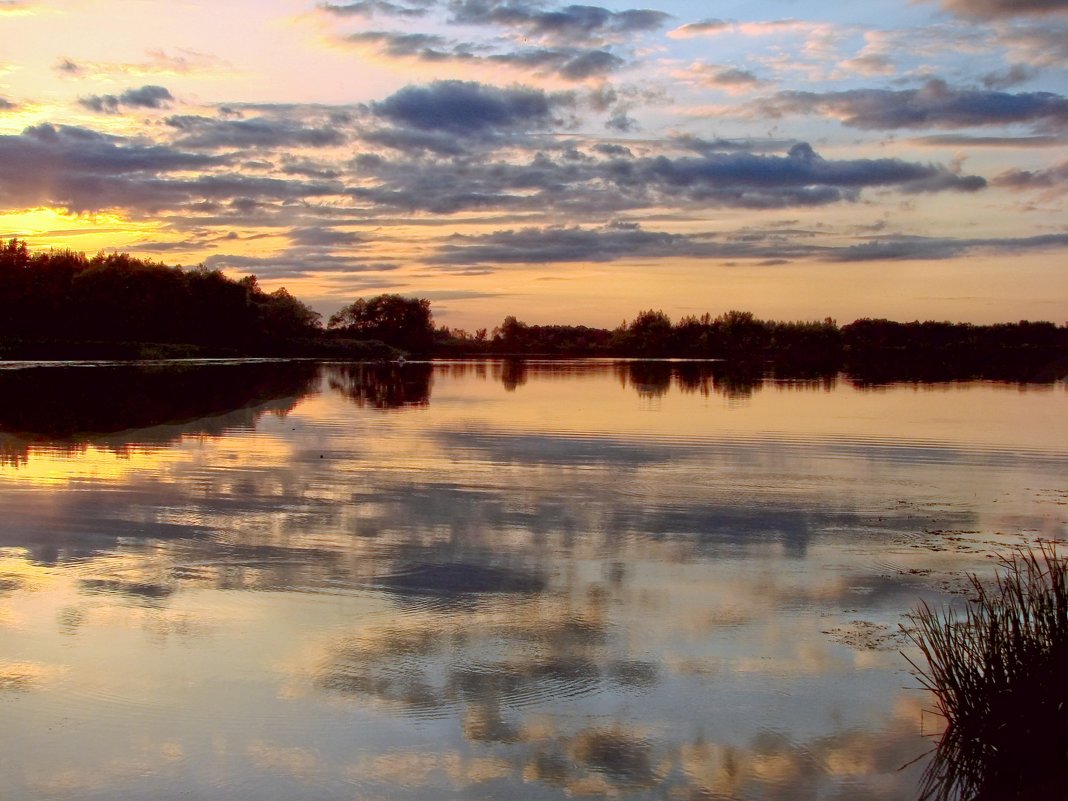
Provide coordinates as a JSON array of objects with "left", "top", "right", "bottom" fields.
[
  {"left": 0, "top": 360, "right": 1065, "bottom": 800},
  {"left": 0, "top": 360, "right": 318, "bottom": 463},
  {"left": 327, "top": 362, "right": 432, "bottom": 409}
]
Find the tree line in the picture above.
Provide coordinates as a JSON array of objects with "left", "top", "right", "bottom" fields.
[
  {"left": 440, "top": 310, "right": 1068, "bottom": 381},
  {"left": 0, "top": 240, "right": 385, "bottom": 359},
  {"left": 2, "top": 240, "right": 1066, "bottom": 379}
]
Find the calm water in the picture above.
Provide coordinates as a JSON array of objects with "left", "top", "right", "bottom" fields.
[{"left": 0, "top": 360, "right": 1065, "bottom": 801}]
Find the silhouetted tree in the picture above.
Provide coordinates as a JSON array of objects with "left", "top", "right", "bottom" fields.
[
  {"left": 0, "top": 240, "right": 323, "bottom": 356},
  {"left": 616, "top": 309, "right": 673, "bottom": 356},
  {"left": 328, "top": 294, "right": 434, "bottom": 354}
]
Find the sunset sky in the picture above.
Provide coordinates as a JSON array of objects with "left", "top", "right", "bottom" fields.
[{"left": 1, "top": 0, "right": 1066, "bottom": 328}]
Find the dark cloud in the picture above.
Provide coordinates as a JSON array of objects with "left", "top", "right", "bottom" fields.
[
  {"left": 119, "top": 85, "right": 175, "bottom": 108},
  {"left": 320, "top": 0, "right": 434, "bottom": 16},
  {"left": 617, "top": 142, "right": 985, "bottom": 204},
  {"left": 280, "top": 158, "right": 343, "bottom": 179},
  {"left": 78, "top": 85, "right": 174, "bottom": 114},
  {"left": 828, "top": 232, "right": 1068, "bottom": 261},
  {"left": 53, "top": 58, "right": 83, "bottom": 75},
  {"left": 982, "top": 65, "right": 1036, "bottom": 90},
  {"left": 494, "top": 47, "right": 624, "bottom": 80},
  {"left": 605, "top": 110, "right": 638, "bottom": 131},
  {"left": 204, "top": 250, "right": 400, "bottom": 279},
  {"left": 371, "top": 80, "right": 570, "bottom": 135},
  {"left": 288, "top": 226, "right": 364, "bottom": 247},
  {"left": 346, "top": 30, "right": 626, "bottom": 79},
  {"left": 0, "top": 97, "right": 16, "bottom": 111},
  {"left": 593, "top": 142, "right": 633, "bottom": 157},
  {"left": 432, "top": 224, "right": 1068, "bottom": 267},
  {"left": 165, "top": 115, "right": 347, "bottom": 149},
  {"left": 992, "top": 160, "right": 1068, "bottom": 192},
  {"left": 433, "top": 222, "right": 690, "bottom": 264},
  {"left": 910, "top": 134, "right": 1067, "bottom": 147},
  {"left": 674, "top": 134, "right": 799, "bottom": 154},
  {"left": 347, "top": 141, "right": 983, "bottom": 216},
  {"left": 360, "top": 127, "right": 471, "bottom": 156},
  {"left": 345, "top": 30, "right": 454, "bottom": 58},
  {"left": 703, "top": 66, "right": 764, "bottom": 88},
  {"left": 2, "top": 124, "right": 217, "bottom": 176},
  {"left": 0, "top": 124, "right": 342, "bottom": 214},
  {"left": 936, "top": 0, "right": 1068, "bottom": 18},
  {"left": 754, "top": 79, "right": 1068, "bottom": 131},
  {"left": 682, "top": 63, "right": 766, "bottom": 90},
  {"left": 447, "top": 1, "right": 670, "bottom": 44},
  {"left": 124, "top": 240, "right": 214, "bottom": 253}
]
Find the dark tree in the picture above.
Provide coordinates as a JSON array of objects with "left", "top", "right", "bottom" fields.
[
  {"left": 616, "top": 309, "right": 673, "bottom": 356},
  {"left": 0, "top": 240, "right": 324, "bottom": 357},
  {"left": 328, "top": 294, "right": 434, "bottom": 353}
]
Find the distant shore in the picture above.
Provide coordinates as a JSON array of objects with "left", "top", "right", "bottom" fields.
[{"left": 3, "top": 240, "right": 1066, "bottom": 381}]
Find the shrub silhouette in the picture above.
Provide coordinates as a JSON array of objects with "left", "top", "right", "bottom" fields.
[{"left": 904, "top": 544, "right": 1067, "bottom": 801}]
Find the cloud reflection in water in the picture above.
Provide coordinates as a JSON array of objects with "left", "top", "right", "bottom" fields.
[{"left": 0, "top": 360, "right": 1064, "bottom": 799}]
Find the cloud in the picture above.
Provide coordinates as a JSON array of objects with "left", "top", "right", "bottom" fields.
[
  {"left": 165, "top": 115, "right": 348, "bottom": 150},
  {"left": 279, "top": 157, "right": 342, "bottom": 179},
  {"left": 982, "top": 65, "right": 1036, "bottom": 90},
  {"left": 506, "top": 47, "right": 623, "bottom": 80},
  {"left": 828, "top": 232, "right": 1068, "bottom": 261},
  {"left": 838, "top": 53, "right": 895, "bottom": 76},
  {"left": 992, "top": 160, "right": 1068, "bottom": 194},
  {"left": 344, "top": 30, "right": 453, "bottom": 58},
  {"left": 288, "top": 226, "right": 364, "bottom": 247},
  {"left": 753, "top": 79, "right": 1068, "bottom": 131},
  {"left": 0, "top": 97, "right": 16, "bottom": 111},
  {"left": 674, "top": 134, "right": 799, "bottom": 154},
  {"left": 909, "top": 134, "right": 1066, "bottom": 147},
  {"left": 319, "top": 0, "right": 434, "bottom": 17},
  {"left": 0, "top": 124, "right": 343, "bottom": 214},
  {"left": 617, "top": 142, "right": 985, "bottom": 205},
  {"left": 204, "top": 250, "right": 401, "bottom": 279},
  {"left": 935, "top": 0, "right": 1068, "bottom": 19},
  {"left": 447, "top": 1, "right": 670, "bottom": 44},
  {"left": 2, "top": 123, "right": 216, "bottom": 175},
  {"left": 667, "top": 18, "right": 729, "bottom": 39},
  {"left": 54, "top": 58, "right": 83, "bottom": 75},
  {"left": 346, "top": 140, "right": 984, "bottom": 216},
  {"left": 371, "top": 80, "right": 571, "bottom": 135},
  {"left": 676, "top": 62, "right": 767, "bottom": 92},
  {"left": 427, "top": 219, "right": 1068, "bottom": 268},
  {"left": 79, "top": 85, "right": 174, "bottom": 114},
  {"left": 345, "top": 30, "right": 626, "bottom": 79},
  {"left": 667, "top": 17, "right": 828, "bottom": 40},
  {"left": 57, "top": 49, "right": 228, "bottom": 79},
  {"left": 432, "top": 222, "right": 690, "bottom": 264},
  {"left": 995, "top": 22, "right": 1068, "bottom": 67}
]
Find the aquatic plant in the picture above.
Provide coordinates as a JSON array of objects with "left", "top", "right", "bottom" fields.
[{"left": 904, "top": 543, "right": 1067, "bottom": 801}]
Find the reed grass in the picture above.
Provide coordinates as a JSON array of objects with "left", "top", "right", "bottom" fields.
[{"left": 904, "top": 543, "right": 1067, "bottom": 801}]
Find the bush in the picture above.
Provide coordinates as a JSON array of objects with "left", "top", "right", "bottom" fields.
[{"left": 904, "top": 544, "right": 1067, "bottom": 801}]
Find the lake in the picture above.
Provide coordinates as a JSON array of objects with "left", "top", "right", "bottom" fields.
[{"left": 0, "top": 359, "right": 1065, "bottom": 800}]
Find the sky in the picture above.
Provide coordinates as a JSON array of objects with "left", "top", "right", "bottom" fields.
[{"left": 1, "top": 0, "right": 1066, "bottom": 328}]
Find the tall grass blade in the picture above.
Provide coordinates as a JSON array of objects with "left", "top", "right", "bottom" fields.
[{"left": 903, "top": 543, "right": 1067, "bottom": 801}]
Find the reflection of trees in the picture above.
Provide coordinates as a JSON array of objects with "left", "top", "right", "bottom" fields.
[
  {"left": 623, "top": 360, "right": 673, "bottom": 397},
  {"left": 496, "top": 359, "right": 527, "bottom": 392},
  {"left": 326, "top": 362, "right": 432, "bottom": 409},
  {"left": 0, "top": 361, "right": 318, "bottom": 462},
  {"left": 608, "top": 360, "right": 832, "bottom": 400},
  {"left": 418, "top": 358, "right": 840, "bottom": 400}
]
